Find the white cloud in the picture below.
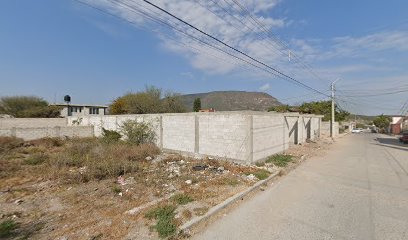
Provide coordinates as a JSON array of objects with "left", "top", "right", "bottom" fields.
[
  {"left": 259, "top": 83, "right": 271, "bottom": 91},
  {"left": 83, "top": 0, "right": 287, "bottom": 75}
]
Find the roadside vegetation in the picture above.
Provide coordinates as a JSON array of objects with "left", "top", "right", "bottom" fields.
[
  {"left": 373, "top": 114, "right": 391, "bottom": 132},
  {"left": 0, "top": 119, "right": 321, "bottom": 239},
  {"left": 0, "top": 120, "right": 267, "bottom": 239},
  {"left": 266, "top": 154, "right": 293, "bottom": 167},
  {"left": 0, "top": 96, "right": 61, "bottom": 118},
  {"left": 268, "top": 100, "right": 350, "bottom": 122},
  {"left": 0, "top": 220, "right": 17, "bottom": 238},
  {"left": 109, "top": 86, "right": 186, "bottom": 114}
]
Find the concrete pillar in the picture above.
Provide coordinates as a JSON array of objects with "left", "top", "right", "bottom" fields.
[
  {"left": 55, "top": 126, "right": 61, "bottom": 138},
  {"left": 194, "top": 115, "right": 199, "bottom": 154},
  {"left": 247, "top": 115, "right": 253, "bottom": 163},
  {"left": 159, "top": 116, "right": 164, "bottom": 150},
  {"left": 11, "top": 127, "right": 16, "bottom": 137},
  {"left": 283, "top": 116, "right": 286, "bottom": 151}
]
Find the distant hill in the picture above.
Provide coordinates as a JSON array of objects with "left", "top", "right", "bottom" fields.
[{"left": 180, "top": 91, "right": 281, "bottom": 111}]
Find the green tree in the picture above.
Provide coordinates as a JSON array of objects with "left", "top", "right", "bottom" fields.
[
  {"left": 268, "top": 105, "right": 291, "bottom": 113},
  {"left": 161, "top": 92, "right": 186, "bottom": 113},
  {"left": 0, "top": 96, "right": 61, "bottom": 118},
  {"left": 373, "top": 115, "right": 391, "bottom": 130},
  {"left": 268, "top": 101, "right": 349, "bottom": 122},
  {"left": 109, "top": 86, "right": 186, "bottom": 114},
  {"left": 298, "top": 101, "right": 349, "bottom": 122},
  {"left": 193, "top": 98, "right": 201, "bottom": 112}
]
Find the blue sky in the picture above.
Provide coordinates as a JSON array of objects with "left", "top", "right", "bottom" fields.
[{"left": 1, "top": 0, "right": 408, "bottom": 115}]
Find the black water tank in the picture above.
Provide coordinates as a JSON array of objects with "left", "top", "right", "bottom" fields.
[{"left": 64, "top": 95, "right": 71, "bottom": 103}]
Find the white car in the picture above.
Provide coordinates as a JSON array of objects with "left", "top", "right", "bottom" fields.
[{"left": 351, "top": 128, "right": 363, "bottom": 133}]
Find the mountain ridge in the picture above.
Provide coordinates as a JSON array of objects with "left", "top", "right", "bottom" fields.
[{"left": 179, "top": 91, "right": 281, "bottom": 111}]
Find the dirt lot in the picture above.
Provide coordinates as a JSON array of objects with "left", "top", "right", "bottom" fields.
[{"left": 0, "top": 136, "right": 332, "bottom": 239}]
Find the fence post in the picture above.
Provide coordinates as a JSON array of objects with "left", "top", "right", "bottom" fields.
[
  {"left": 194, "top": 115, "right": 199, "bottom": 154},
  {"left": 11, "top": 127, "right": 16, "bottom": 137},
  {"left": 55, "top": 126, "right": 61, "bottom": 138},
  {"left": 247, "top": 115, "right": 253, "bottom": 163},
  {"left": 159, "top": 116, "right": 164, "bottom": 150}
]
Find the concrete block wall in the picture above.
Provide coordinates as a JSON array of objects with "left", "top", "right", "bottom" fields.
[
  {"left": 0, "top": 126, "right": 93, "bottom": 140},
  {"left": 66, "top": 112, "right": 323, "bottom": 163},
  {"left": 163, "top": 115, "right": 195, "bottom": 153},
  {"left": 199, "top": 114, "right": 250, "bottom": 162},
  {"left": 321, "top": 121, "right": 339, "bottom": 137},
  {"left": 0, "top": 118, "right": 67, "bottom": 129},
  {"left": 284, "top": 115, "right": 300, "bottom": 145},
  {"left": 252, "top": 114, "right": 288, "bottom": 162}
]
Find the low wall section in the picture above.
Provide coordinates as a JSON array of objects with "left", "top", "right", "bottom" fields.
[
  {"left": 0, "top": 118, "right": 67, "bottom": 129},
  {"left": 67, "top": 112, "right": 323, "bottom": 163},
  {"left": 321, "top": 121, "right": 339, "bottom": 137},
  {"left": 0, "top": 126, "right": 94, "bottom": 140},
  {"left": 0, "top": 113, "right": 323, "bottom": 163}
]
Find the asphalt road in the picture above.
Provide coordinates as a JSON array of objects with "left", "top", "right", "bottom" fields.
[{"left": 193, "top": 134, "right": 408, "bottom": 240}]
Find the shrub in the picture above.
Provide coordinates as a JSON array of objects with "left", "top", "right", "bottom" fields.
[
  {"left": 0, "top": 137, "right": 24, "bottom": 153},
  {"left": 0, "top": 220, "right": 17, "bottom": 238},
  {"left": 252, "top": 169, "right": 270, "bottom": 180},
  {"left": 101, "top": 128, "right": 122, "bottom": 143},
  {"left": 120, "top": 120, "right": 156, "bottom": 145},
  {"left": 24, "top": 153, "right": 48, "bottom": 165},
  {"left": 29, "top": 137, "right": 64, "bottom": 148},
  {"left": 109, "top": 86, "right": 186, "bottom": 114},
  {"left": 266, "top": 154, "right": 293, "bottom": 167},
  {"left": 145, "top": 205, "right": 177, "bottom": 238},
  {"left": 171, "top": 193, "right": 194, "bottom": 205},
  {"left": 112, "top": 186, "right": 122, "bottom": 194},
  {"left": 0, "top": 96, "right": 61, "bottom": 118},
  {"left": 255, "top": 161, "right": 265, "bottom": 167}
]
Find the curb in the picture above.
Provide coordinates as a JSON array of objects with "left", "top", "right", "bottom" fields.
[{"left": 179, "top": 170, "right": 281, "bottom": 234}]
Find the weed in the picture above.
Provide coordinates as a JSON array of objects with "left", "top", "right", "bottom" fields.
[
  {"left": 252, "top": 169, "right": 270, "bottom": 180},
  {"left": 29, "top": 137, "right": 64, "bottom": 148},
  {"left": 101, "top": 128, "right": 121, "bottom": 143},
  {"left": 145, "top": 205, "right": 177, "bottom": 238},
  {"left": 181, "top": 209, "right": 192, "bottom": 220},
  {"left": 120, "top": 120, "right": 156, "bottom": 145},
  {"left": 49, "top": 140, "right": 159, "bottom": 182},
  {"left": 0, "top": 220, "right": 17, "bottom": 238},
  {"left": 266, "top": 154, "right": 293, "bottom": 167},
  {"left": 255, "top": 161, "right": 265, "bottom": 167},
  {"left": 24, "top": 153, "right": 48, "bottom": 165},
  {"left": 112, "top": 186, "right": 122, "bottom": 194},
  {"left": 193, "top": 207, "right": 209, "bottom": 216},
  {"left": 171, "top": 193, "right": 194, "bottom": 205},
  {"left": 0, "top": 137, "right": 24, "bottom": 153},
  {"left": 215, "top": 177, "right": 239, "bottom": 186}
]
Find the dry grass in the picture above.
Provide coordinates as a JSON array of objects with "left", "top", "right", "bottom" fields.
[
  {"left": 0, "top": 136, "right": 276, "bottom": 239},
  {"left": 48, "top": 138, "right": 160, "bottom": 183},
  {"left": 0, "top": 136, "right": 24, "bottom": 153}
]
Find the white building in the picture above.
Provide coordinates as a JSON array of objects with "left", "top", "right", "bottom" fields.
[{"left": 52, "top": 104, "right": 108, "bottom": 117}]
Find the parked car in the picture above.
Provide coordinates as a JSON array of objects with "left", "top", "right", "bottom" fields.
[
  {"left": 351, "top": 128, "right": 363, "bottom": 133},
  {"left": 399, "top": 132, "right": 408, "bottom": 144}
]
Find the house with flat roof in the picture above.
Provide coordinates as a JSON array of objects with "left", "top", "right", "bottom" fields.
[{"left": 52, "top": 104, "right": 108, "bottom": 117}]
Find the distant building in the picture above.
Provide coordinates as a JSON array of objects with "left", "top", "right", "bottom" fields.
[
  {"left": 52, "top": 104, "right": 108, "bottom": 117},
  {"left": 389, "top": 115, "right": 407, "bottom": 134},
  {"left": 199, "top": 108, "right": 215, "bottom": 112}
]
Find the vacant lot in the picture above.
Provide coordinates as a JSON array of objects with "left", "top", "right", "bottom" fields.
[{"left": 1, "top": 136, "right": 300, "bottom": 239}]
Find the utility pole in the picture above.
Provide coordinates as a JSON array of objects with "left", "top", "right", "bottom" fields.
[{"left": 331, "top": 79, "right": 340, "bottom": 138}]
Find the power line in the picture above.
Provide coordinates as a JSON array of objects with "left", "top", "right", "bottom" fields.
[
  {"left": 227, "top": 0, "right": 328, "bottom": 83},
  {"left": 337, "top": 88, "right": 408, "bottom": 97},
  {"left": 77, "top": 0, "right": 279, "bottom": 78},
  {"left": 142, "top": 0, "right": 330, "bottom": 97}
]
